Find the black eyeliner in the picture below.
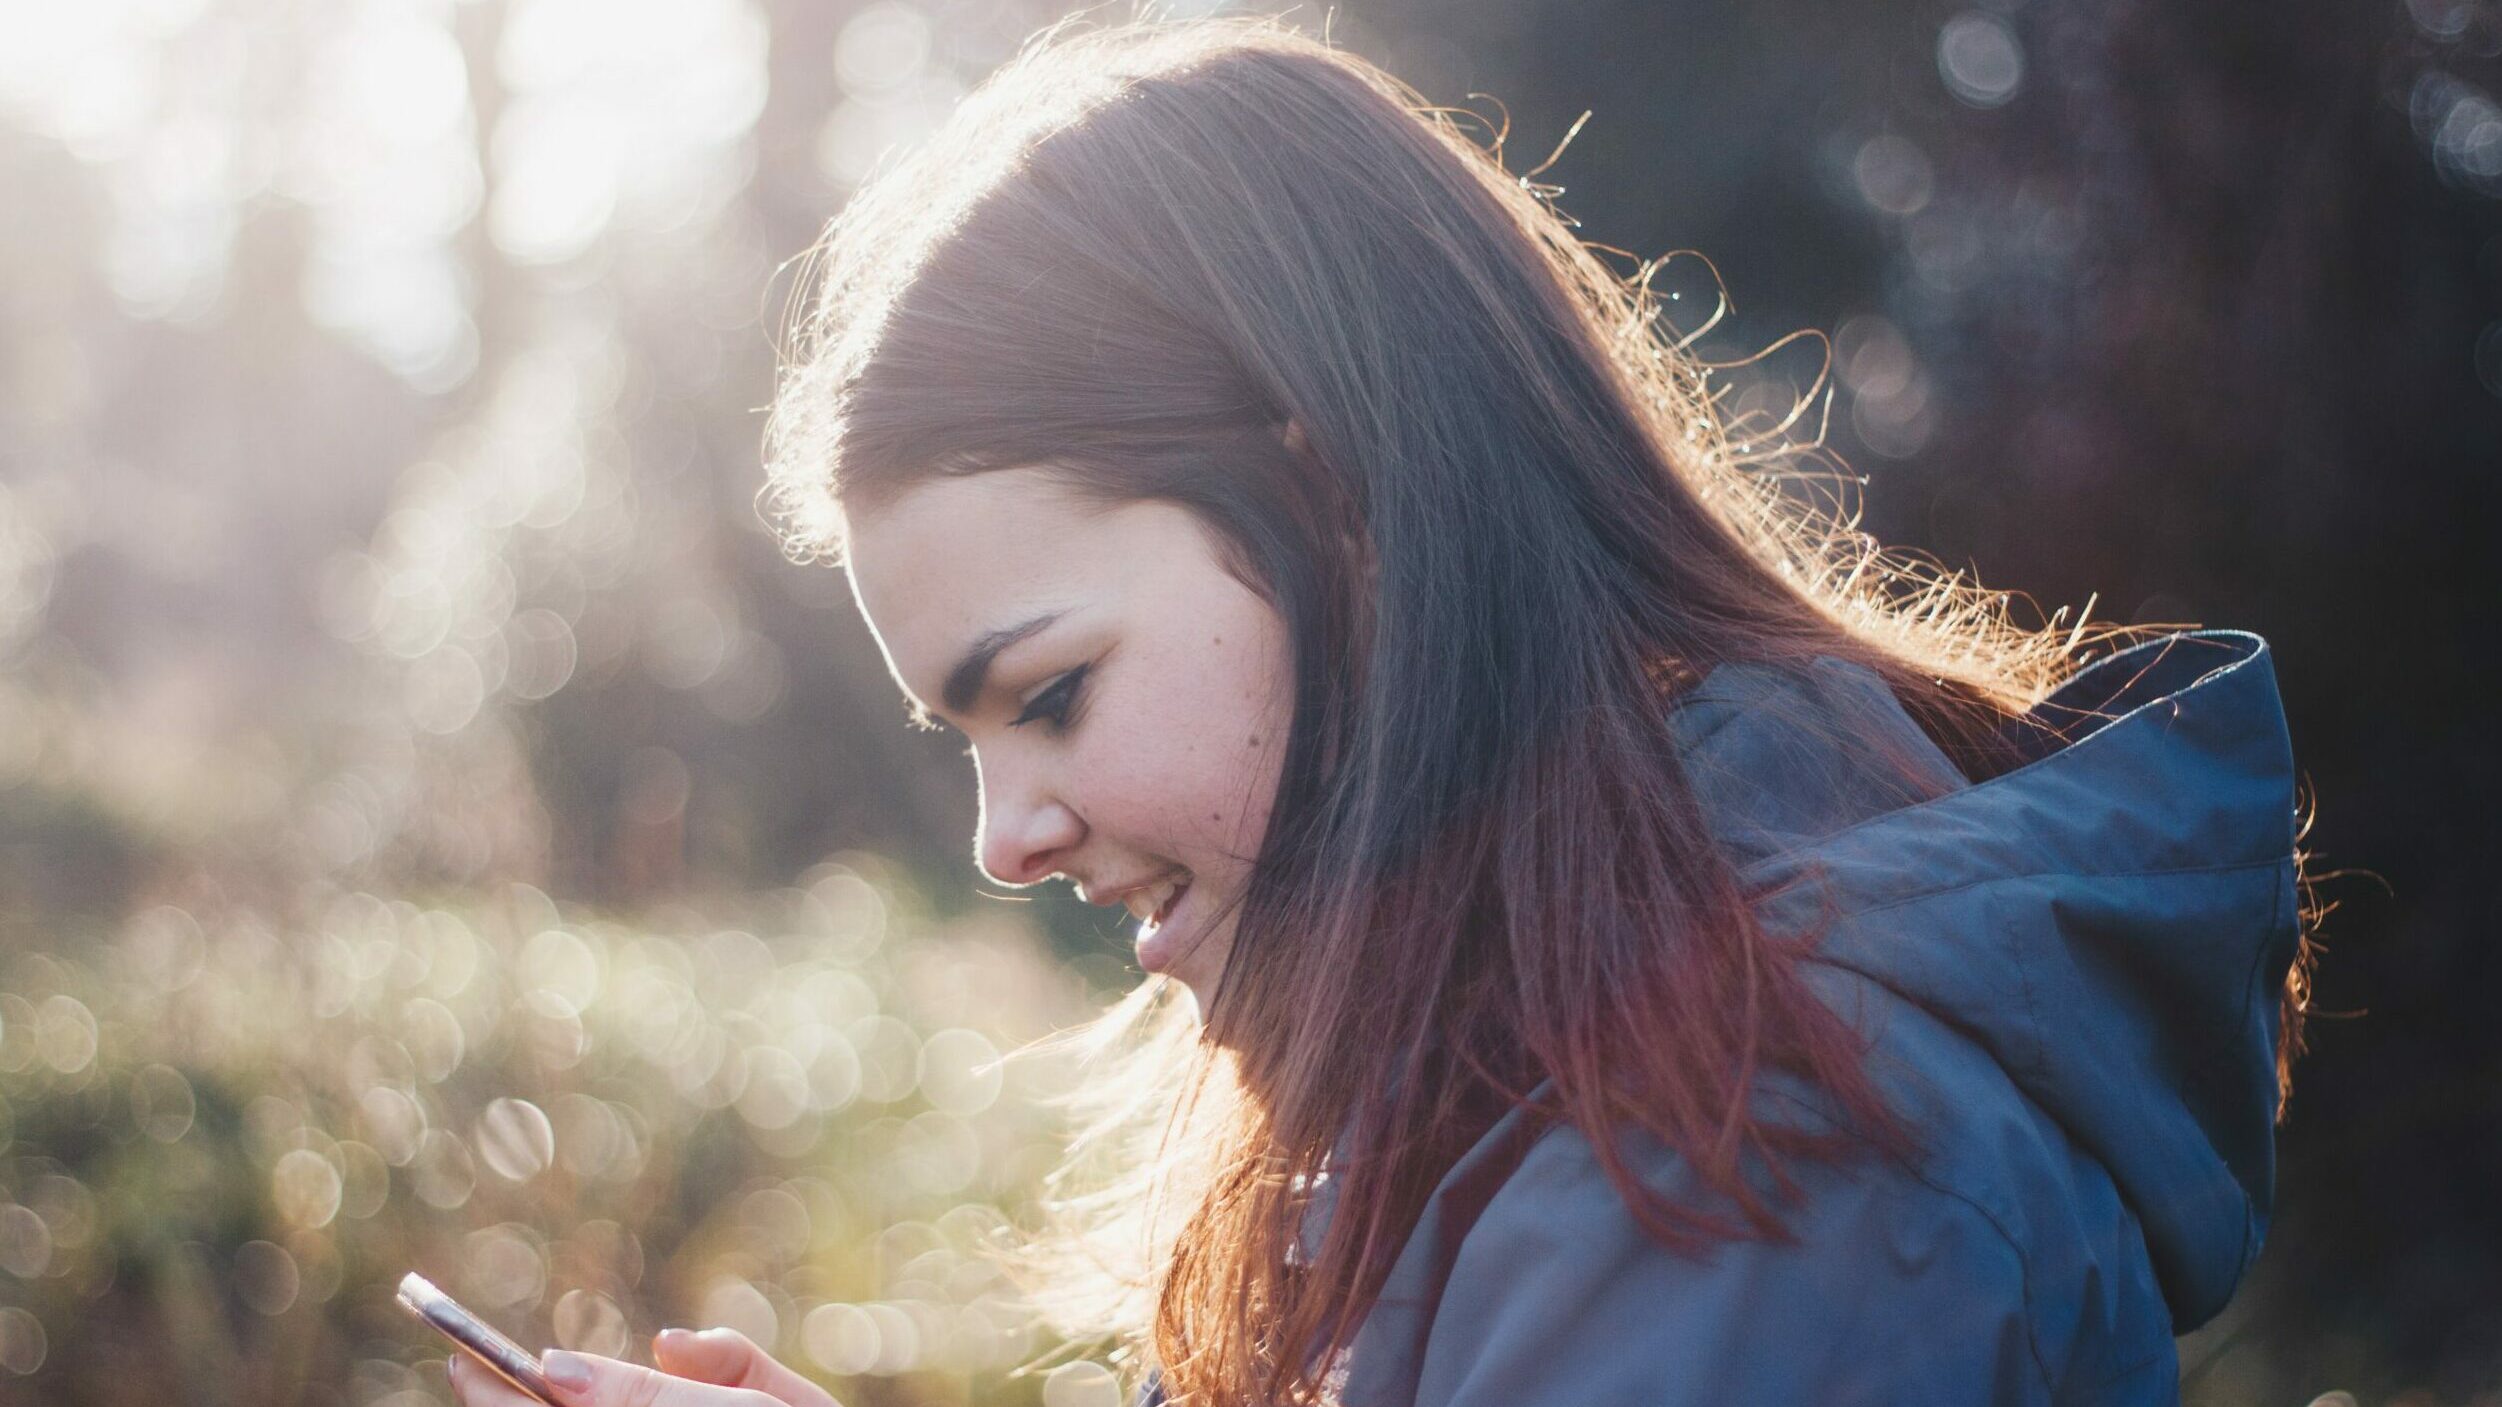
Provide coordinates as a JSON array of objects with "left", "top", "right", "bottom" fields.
[{"left": 1009, "top": 664, "right": 1090, "bottom": 730}]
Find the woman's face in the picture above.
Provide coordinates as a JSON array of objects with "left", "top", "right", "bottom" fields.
[{"left": 842, "top": 464, "right": 1294, "bottom": 1017}]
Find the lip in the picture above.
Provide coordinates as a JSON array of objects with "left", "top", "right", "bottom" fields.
[
  {"left": 1134, "top": 878, "right": 1194, "bottom": 975},
  {"left": 1083, "top": 873, "right": 1167, "bottom": 908}
]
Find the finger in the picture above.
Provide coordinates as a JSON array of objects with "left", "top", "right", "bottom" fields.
[
  {"left": 540, "top": 1349, "right": 783, "bottom": 1407},
  {"left": 448, "top": 1352, "right": 549, "bottom": 1407},
  {"left": 651, "top": 1329, "right": 837, "bottom": 1407}
]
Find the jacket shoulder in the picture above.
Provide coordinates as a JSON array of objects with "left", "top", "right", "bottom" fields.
[
  {"left": 1343, "top": 991, "right": 2181, "bottom": 1406},
  {"left": 1375, "top": 1092, "right": 2058, "bottom": 1406}
]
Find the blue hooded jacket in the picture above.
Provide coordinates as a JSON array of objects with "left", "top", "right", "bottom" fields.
[{"left": 1148, "top": 629, "right": 2301, "bottom": 1406}]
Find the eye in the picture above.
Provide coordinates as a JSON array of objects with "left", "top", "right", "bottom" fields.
[{"left": 1008, "top": 664, "right": 1091, "bottom": 732}]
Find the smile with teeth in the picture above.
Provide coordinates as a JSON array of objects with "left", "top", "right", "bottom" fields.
[{"left": 1122, "top": 872, "right": 1192, "bottom": 929}]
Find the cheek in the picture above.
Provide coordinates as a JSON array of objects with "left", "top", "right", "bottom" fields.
[
  {"left": 1084, "top": 689, "right": 1278, "bottom": 851},
  {"left": 1182, "top": 627, "right": 1291, "bottom": 852},
  {"left": 1193, "top": 722, "right": 1281, "bottom": 852},
  {"left": 1092, "top": 625, "right": 1289, "bottom": 855}
]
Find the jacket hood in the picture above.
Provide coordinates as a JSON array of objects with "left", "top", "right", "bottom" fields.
[{"left": 1666, "top": 629, "right": 2301, "bottom": 1332}]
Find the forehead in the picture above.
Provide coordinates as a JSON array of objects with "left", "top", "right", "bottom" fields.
[
  {"left": 848, "top": 465, "right": 1086, "bottom": 595},
  {"left": 842, "top": 467, "right": 1179, "bottom": 702}
]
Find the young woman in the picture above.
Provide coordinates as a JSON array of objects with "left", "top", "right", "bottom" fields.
[{"left": 449, "top": 15, "right": 2314, "bottom": 1407}]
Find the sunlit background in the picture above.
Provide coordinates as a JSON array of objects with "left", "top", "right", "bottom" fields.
[{"left": 2, "top": 0, "right": 2498, "bottom": 1403}]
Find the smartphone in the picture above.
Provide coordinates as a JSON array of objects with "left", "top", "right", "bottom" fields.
[{"left": 397, "top": 1272, "right": 563, "bottom": 1405}]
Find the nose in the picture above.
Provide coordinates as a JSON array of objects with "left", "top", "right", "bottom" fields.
[{"left": 972, "top": 750, "right": 1084, "bottom": 887}]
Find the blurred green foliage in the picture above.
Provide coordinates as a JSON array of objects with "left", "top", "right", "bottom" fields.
[
  {"left": 0, "top": 2, "right": 1157, "bottom": 1401},
  {"left": 0, "top": 866, "right": 1125, "bottom": 1407}
]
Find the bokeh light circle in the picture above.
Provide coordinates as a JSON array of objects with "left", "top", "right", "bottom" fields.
[
  {"left": 410, "top": 1129, "right": 477, "bottom": 1209},
  {"left": 554, "top": 1288, "right": 628, "bottom": 1357},
  {"left": 235, "top": 1240, "right": 301, "bottom": 1316},
  {"left": 916, "top": 1028, "right": 1002, "bottom": 1116},
  {"left": 476, "top": 1097, "right": 556, "bottom": 1181},
  {"left": 1936, "top": 12, "right": 2023, "bottom": 108},
  {"left": 273, "top": 1147, "right": 345, "bottom": 1229},
  {"left": 0, "top": 1205, "right": 51, "bottom": 1278},
  {"left": 130, "top": 1063, "right": 197, "bottom": 1142},
  {"left": 700, "top": 1278, "right": 780, "bottom": 1353},
  {"left": 0, "top": 1307, "right": 45, "bottom": 1375},
  {"left": 1042, "top": 1359, "right": 1121, "bottom": 1407},
  {"left": 802, "top": 1303, "right": 878, "bottom": 1376}
]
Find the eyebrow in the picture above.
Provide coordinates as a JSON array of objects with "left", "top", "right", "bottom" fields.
[{"left": 938, "top": 610, "right": 1067, "bottom": 718}]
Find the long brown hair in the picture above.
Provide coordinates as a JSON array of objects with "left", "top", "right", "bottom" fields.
[{"left": 761, "top": 15, "right": 2313, "bottom": 1405}]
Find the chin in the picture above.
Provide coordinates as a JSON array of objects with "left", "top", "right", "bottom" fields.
[{"left": 1159, "top": 957, "right": 1221, "bottom": 1032}]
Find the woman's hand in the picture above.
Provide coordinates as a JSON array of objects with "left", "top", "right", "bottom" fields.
[{"left": 446, "top": 1328, "right": 840, "bottom": 1407}]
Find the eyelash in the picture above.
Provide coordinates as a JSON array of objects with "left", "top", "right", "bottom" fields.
[{"left": 1008, "top": 665, "right": 1090, "bottom": 732}]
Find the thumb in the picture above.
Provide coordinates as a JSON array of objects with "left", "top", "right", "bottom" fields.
[
  {"left": 540, "top": 1350, "right": 782, "bottom": 1407},
  {"left": 651, "top": 1329, "right": 837, "bottom": 1407}
]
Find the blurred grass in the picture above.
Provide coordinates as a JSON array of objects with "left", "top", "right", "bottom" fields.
[{"left": 0, "top": 862, "right": 1126, "bottom": 1407}]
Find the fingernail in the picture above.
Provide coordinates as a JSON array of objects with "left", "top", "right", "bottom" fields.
[
  {"left": 543, "top": 1351, "right": 593, "bottom": 1393},
  {"left": 655, "top": 1328, "right": 695, "bottom": 1353}
]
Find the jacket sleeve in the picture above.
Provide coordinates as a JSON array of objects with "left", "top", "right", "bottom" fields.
[{"left": 1401, "top": 1130, "right": 2058, "bottom": 1407}]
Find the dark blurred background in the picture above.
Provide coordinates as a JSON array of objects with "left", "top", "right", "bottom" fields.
[{"left": 0, "top": 0, "right": 2494, "bottom": 1403}]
